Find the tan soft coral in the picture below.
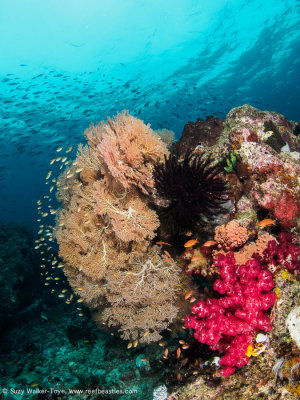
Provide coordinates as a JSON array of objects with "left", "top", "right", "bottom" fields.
[{"left": 54, "top": 111, "right": 190, "bottom": 343}]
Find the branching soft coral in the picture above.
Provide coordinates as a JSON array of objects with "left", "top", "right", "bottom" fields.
[{"left": 185, "top": 252, "right": 277, "bottom": 377}]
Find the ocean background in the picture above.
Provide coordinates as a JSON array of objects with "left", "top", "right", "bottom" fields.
[
  {"left": 0, "top": 0, "right": 299, "bottom": 227},
  {"left": 0, "top": 2, "right": 300, "bottom": 399}
]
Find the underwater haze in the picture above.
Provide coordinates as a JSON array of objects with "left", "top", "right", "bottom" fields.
[{"left": 0, "top": 0, "right": 299, "bottom": 226}]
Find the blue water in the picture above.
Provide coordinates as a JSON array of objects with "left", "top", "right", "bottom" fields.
[{"left": 0, "top": 0, "right": 299, "bottom": 226}]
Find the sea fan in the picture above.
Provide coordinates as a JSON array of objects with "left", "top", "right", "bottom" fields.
[{"left": 153, "top": 151, "right": 228, "bottom": 235}]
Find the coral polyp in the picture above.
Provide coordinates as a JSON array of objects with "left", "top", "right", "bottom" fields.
[{"left": 153, "top": 151, "right": 229, "bottom": 235}]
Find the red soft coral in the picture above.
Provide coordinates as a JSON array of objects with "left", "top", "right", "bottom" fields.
[{"left": 185, "top": 253, "right": 277, "bottom": 376}]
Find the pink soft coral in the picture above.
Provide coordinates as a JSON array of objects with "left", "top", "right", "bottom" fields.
[{"left": 185, "top": 253, "right": 277, "bottom": 376}]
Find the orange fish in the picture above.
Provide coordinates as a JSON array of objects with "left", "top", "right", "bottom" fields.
[
  {"left": 184, "top": 290, "right": 193, "bottom": 300},
  {"left": 164, "top": 250, "right": 172, "bottom": 258},
  {"left": 156, "top": 241, "right": 172, "bottom": 246},
  {"left": 184, "top": 239, "right": 199, "bottom": 248},
  {"left": 190, "top": 255, "right": 204, "bottom": 262},
  {"left": 182, "top": 357, "right": 189, "bottom": 366},
  {"left": 182, "top": 344, "right": 190, "bottom": 349},
  {"left": 176, "top": 347, "right": 181, "bottom": 359},
  {"left": 163, "top": 348, "right": 168, "bottom": 358},
  {"left": 202, "top": 240, "right": 217, "bottom": 247},
  {"left": 189, "top": 297, "right": 197, "bottom": 303},
  {"left": 164, "top": 258, "right": 173, "bottom": 262},
  {"left": 258, "top": 219, "right": 276, "bottom": 227}
]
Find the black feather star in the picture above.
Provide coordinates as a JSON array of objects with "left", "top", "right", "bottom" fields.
[{"left": 153, "top": 151, "right": 229, "bottom": 235}]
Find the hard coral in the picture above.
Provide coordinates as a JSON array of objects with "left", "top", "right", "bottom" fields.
[
  {"left": 225, "top": 106, "right": 300, "bottom": 229},
  {"left": 185, "top": 253, "right": 277, "bottom": 376},
  {"left": 214, "top": 220, "right": 249, "bottom": 251},
  {"left": 213, "top": 232, "right": 277, "bottom": 267}
]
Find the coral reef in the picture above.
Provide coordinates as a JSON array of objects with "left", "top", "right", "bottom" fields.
[
  {"left": 168, "top": 269, "right": 300, "bottom": 400},
  {"left": 213, "top": 225, "right": 278, "bottom": 268},
  {"left": 164, "top": 104, "right": 300, "bottom": 399},
  {"left": 227, "top": 106, "right": 300, "bottom": 229},
  {"left": 0, "top": 293, "right": 168, "bottom": 400},
  {"left": 54, "top": 111, "right": 192, "bottom": 344},
  {"left": 182, "top": 224, "right": 277, "bottom": 278},
  {"left": 27, "top": 104, "right": 299, "bottom": 399},
  {"left": 180, "top": 105, "right": 300, "bottom": 230}
]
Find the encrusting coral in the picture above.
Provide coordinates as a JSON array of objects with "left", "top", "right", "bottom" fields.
[{"left": 54, "top": 111, "right": 192, "bottom": 343}]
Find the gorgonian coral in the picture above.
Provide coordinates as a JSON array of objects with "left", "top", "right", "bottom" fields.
[
  {"left": 153, "top": 151, "right": 229, "bottom": 235},
  {"left": 54, "top": 111, "right": 193, "bottom": 344}
]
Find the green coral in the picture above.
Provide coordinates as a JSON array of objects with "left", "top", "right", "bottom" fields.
[{"left": 224, "top": 150, "right": 238, "bottom": 173}]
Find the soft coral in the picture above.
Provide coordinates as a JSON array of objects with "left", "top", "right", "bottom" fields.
[{"left": 185, "top": 253, "right": 277, "bottom": 376}]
